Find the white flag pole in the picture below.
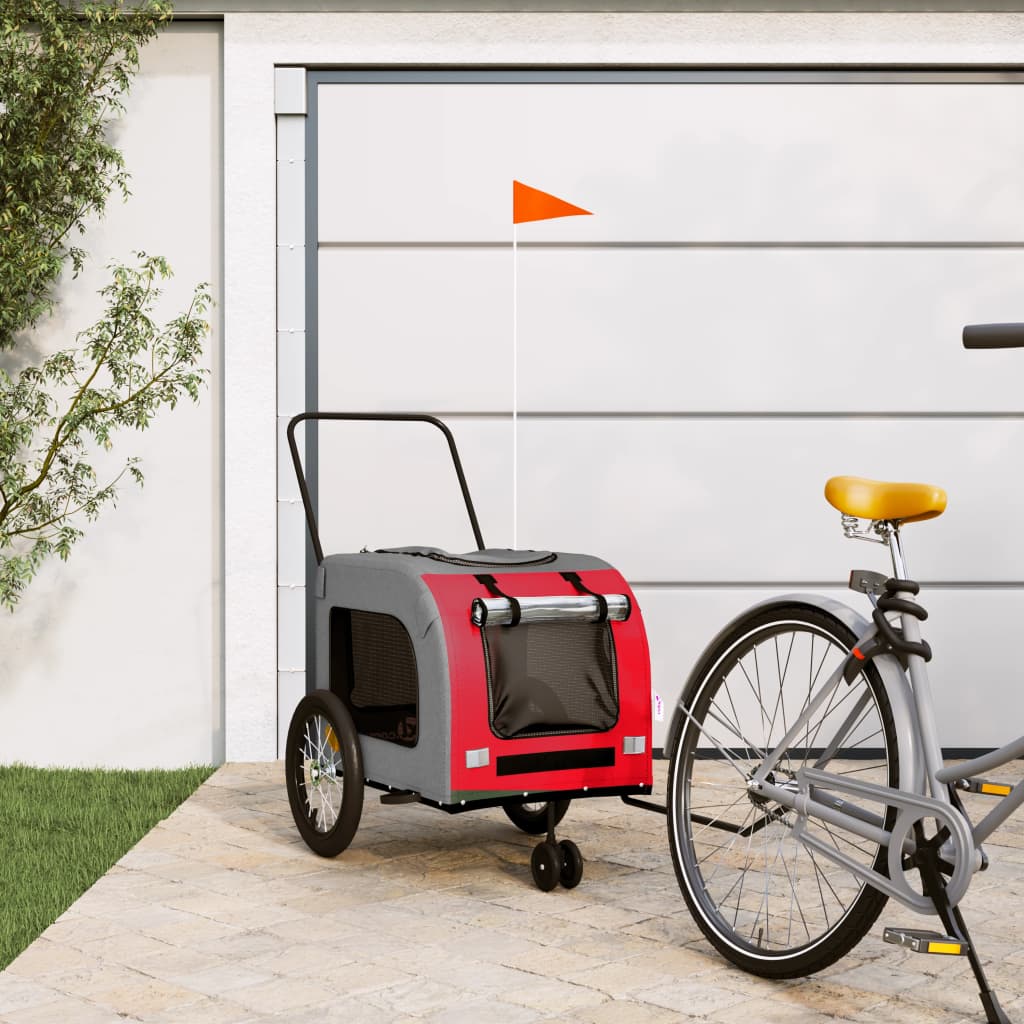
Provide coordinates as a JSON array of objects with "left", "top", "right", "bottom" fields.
[{"left": 512, "top": 222, "right": 518, "bottom": 550}]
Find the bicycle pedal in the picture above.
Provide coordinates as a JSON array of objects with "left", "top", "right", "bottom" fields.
[{"left": 883, "top": 927, "right": 968, "bottom": 956}]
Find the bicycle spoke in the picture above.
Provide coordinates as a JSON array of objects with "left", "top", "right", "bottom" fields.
[{"left": 674, "top": 612, "right": 895, "bottom": 966}]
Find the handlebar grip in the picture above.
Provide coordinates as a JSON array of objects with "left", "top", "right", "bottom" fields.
[{"left": 963, "top": 323, "right": 1024, "bottom": 349}]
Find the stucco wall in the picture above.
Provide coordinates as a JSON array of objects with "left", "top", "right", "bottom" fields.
[{"left": 0, "top": 23, "right": 223, "bottom": 768}]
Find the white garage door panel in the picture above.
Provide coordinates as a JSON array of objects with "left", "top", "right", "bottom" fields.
[
  {"left": 638, "top": 587, "right": 1024, "bottom": 750},
  {"left": 318, "top": 83, "right": 1024, "bottom": 243},
  {"left": 318, "top": 247, "right": 1024, "bottom": 413},
  {"left": 312, "top": 416, "right": 1023, "bottom": 582},
  {"left": 515, "top": 418, "right": 1023, "bottom": 582}
]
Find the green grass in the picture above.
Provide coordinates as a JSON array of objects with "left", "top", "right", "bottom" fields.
[{"left": 0, "top": 764, "right": 216, "bottom": 971}]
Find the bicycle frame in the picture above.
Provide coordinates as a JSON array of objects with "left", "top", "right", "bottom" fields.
[{"left": 678, "top": 525, "right": 1024, "bottom": 916}]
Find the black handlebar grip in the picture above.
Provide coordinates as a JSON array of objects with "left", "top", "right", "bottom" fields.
[{"left": 963, "top": 323, "right": 1024, "bottom": 349}]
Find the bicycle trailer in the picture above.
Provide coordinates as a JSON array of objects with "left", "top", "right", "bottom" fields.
[{"left": 284, "top": 412, "right": 653, "bottom": 891}]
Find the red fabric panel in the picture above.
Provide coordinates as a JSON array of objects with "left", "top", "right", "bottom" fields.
[{"left": 423, "top": 569, "right": 652, "bottom": 801}]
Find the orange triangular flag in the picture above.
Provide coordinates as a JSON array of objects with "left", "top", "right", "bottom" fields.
[{"left": 513, "top": 180, "right": 591, "bottom": 224}]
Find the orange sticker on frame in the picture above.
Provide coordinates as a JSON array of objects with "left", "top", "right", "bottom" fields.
[{"left": 513, "top": 180, "right": 592, "bottom": 224}]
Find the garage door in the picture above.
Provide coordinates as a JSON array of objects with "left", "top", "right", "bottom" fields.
[{"left": 288, "top": 69, "right": 1024, "bottom": 752}]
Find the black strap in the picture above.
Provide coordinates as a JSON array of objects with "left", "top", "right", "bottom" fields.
[
  {"left": 561, "top": 571, "right": 609, "bottom": 623},
  {"left": 475, "top": 574, "right": 521, "bottom": 627}
]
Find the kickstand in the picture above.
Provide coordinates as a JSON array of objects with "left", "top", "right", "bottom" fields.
[{"left": 916, "top": 834, "right": 1010, "bottom": 1024}]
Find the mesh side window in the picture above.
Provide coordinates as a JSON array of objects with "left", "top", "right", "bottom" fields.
[
  {"left": 330, "top": 608, "right": 418, "bottom": 747},
  {"left": 481, "top": 621, "right": 619, "bottom": 739}
]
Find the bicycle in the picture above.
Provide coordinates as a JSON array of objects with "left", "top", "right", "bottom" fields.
[{"left": 663, "top": 322, "right": 1024, "bottom": 1024}]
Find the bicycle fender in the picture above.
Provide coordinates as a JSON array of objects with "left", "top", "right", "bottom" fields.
[{"left": 663, "top": 593, "right": 924, "bottom": 795}]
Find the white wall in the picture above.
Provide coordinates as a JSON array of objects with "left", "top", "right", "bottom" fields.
[
  {"left": 0, "top": 24, "right": 223, "bottom": 768},
  {"left": 225, "top": 12, "right": 1024, "bottom": 761}
]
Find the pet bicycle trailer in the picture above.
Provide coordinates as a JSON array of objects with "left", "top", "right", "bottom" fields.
[{"left": 284, "top": 412, "right": 653, "bottom": 890}]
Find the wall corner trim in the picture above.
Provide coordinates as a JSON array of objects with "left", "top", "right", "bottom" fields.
[{"left": 275, "top": 66, "right": 307, "bottom": 115}]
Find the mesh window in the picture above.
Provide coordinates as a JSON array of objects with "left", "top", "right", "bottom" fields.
[
  {"left": 330, "top": 608, "right": 418, "bottom": 747},
  {"left": 480, "top": 621, "right": 619, "bottom": 739}
]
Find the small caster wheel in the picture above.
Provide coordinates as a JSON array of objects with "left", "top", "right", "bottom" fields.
[
  {"left": 558, "top": 839, "right": 583, "bottom": 889},
  {"left": 531, "top": 841, "right": 561, "bottom": 892}
]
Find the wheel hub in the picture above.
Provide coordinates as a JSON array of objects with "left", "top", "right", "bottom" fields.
[
  {"left": 309, "top": 759, "right": 337, "bottom": 786},
  {"left": 747, "top": 769, "right": 797, "bottom": 808}
]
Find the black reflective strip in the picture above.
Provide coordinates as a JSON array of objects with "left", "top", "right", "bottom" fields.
[{"left": 495, "top": 747, "right": 615, "bottom": 777}]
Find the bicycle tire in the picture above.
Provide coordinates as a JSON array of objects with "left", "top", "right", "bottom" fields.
[
  {"left": 286, "top": 690, "right": 364, "bottom": 857},
  {"left": 668, "top": 603, "right": 899, "bottom": 978}
]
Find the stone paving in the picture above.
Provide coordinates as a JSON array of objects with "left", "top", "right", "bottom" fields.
[{"left": 3, "top": 760, "right": 1024, "bottom": 1023}]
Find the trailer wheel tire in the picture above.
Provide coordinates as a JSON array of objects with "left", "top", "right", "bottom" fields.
[
  {"left": 286, "top": 690, "right": 364, "bottom": 858},
  {"left": 558, "top": 839, "right": 583, "bottom": 889},
  {"left": 502, "top": 799, "right": 570, "bottom": 835},
  {"left": 531, "top": 841, "right": 561, "bottom": 892}
]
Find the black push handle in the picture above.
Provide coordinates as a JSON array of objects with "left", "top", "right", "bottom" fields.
[
  {"left": 287, "top": 412, "right": 486, "bottom": 565},
  {"left": 963, "top": 323, "right": 1024, "bottom": 349}
]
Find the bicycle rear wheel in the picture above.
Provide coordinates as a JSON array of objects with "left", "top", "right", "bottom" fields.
[{"left": 668, "top": 603, "right": 899, "bottom": 978}]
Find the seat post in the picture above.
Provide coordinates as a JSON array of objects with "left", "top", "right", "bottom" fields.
[{"left": 887, "top": 524, "right": 909, "bottom": 579}]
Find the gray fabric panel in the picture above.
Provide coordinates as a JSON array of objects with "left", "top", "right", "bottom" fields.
[
  {"left": 378, "top": 546, "right": 555, "bottom": 566},
  {"left": 328, "top": 548, "right": 611, "bottom": 579},
  {"left": 316, "top": 558, "right": 451, "bottom": 802},
  {"left": 314, "top": 547, "right": 617, "bottom": 803}
]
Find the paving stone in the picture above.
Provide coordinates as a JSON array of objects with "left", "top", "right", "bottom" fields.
[
  {"left": 3, "top": 940, "right": 102, "bottom": 981},
  {"left": 638, "top": 977, "right": 752, "bottom": 1017},
  {"left": 828, "top": 959, "right": 932, "bottom": 996},
  {"left": 0, "top": 976, "right": 64, "bottom": 1015},
  {"left": 563, "top": 958, "right": 681, "bottom": 999},
  {"left": 0, "top": 996, "right": 126, "bottom": 1023},
  {"left": 3, "top": 758, "right": 1020, "bottom": 1023},
  {"left": 162, "top": 961, "right": 277, "bottom": 998},
  {"left": 500, "top": 973, "right": 611, "bottom": 1012},
  {"left": 566, "top": 1000, "right": 685, "bottom": 1024},
  {"left": 54, "top": 964, "right": 204, "bottom": 1017},
  {"left": 706, "top": 994, "right": 842, "bottom": 1023},
  {"left": 263, "top": 998, "right": 397, "bottom": 1024},
  {"left": 415, "top": 997, "right": 545, "bottom": 1023}
]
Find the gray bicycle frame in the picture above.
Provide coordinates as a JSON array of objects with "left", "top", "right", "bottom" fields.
[{"left": 679, "top": 523, "right": 1024, "bottom": 912}]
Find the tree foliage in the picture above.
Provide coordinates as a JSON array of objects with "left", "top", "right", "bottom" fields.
[
  {"left": 0, "top": 0, "right": 172, "bottom": 350},
  {"left": 0, "top": 0, "right": 211, "bottom": 610},
  {"left": 0, "top": 256, "right": 210, "bottom": 610}
]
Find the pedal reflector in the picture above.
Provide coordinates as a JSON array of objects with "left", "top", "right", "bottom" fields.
[
  {"left": 883, "top": 927, "right": 967, "bottom": 955},
  {"left": 980, "top": 782, "right": 1012, "bottom": 797}
]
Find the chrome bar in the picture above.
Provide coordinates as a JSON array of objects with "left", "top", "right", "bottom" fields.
[
  {"left": 888, "top": 525, "right": 909, "bottom": 579},
  {"left": 471, "top": 593, "right": 630, "bottom": 627}
]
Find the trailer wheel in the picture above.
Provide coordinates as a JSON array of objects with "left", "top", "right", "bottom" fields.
[
  {"left": 286, "top": 690, "right": 364, "bottom": 857},
  {"left": 557, "top": 839, "right": 583, "bottom": 889},
  {"left": 502, "top": 799, "right": 570, "bottom": 835},
  {"left": 530, "top": 841, "right": 561, "bottom": 892}
]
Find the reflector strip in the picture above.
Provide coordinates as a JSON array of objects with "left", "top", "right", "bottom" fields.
[
  {"left": 980, "top": 783, "right": 1012, "bottom": 797},
  {"left": 496, "top": 747, "right": 615, "bottom": 776},
  {"left": 926, "top": 942, "right": 962, "bottom": 955}
]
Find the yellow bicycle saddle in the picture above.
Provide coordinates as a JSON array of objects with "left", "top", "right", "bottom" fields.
[{"left": 824, "top": 476, "right": 947, "bottom": 524}]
